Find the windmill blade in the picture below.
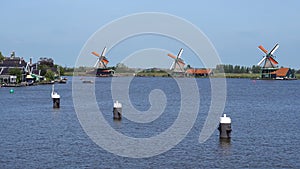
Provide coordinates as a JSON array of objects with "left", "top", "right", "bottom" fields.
[
  {"left": 257, "top": 56, "right": 266, "bottom": 66},
  {"left": 177, "top": 48, "right": 184, "bottom": 58},
  {"left": 94, "top": 60, "right": 99, "bottom": 68},
  {"left": 270, "top": 44, "right": 279, "bottom": 55},
  {"left": 177, "top": 58, "right": 185, "bottom": 65},
  {"left": 269, "top": 56, "right": 278, "bottom": 65},
  {"left": 92, "top": 51, "right": 100, "bottom": 57},
  {"left": 170, "top": 61, "right": 175, "bottom": 70},
  {"left": 101, "top": 47, "right": 107, "bottom": 57},
  {"left": 173, "top": 60, "right": 185, "bottom": 72},
  {"left": 25, "top": 63, "right": 28, "bottom": 72},
  {"left": 167, "top": 53, "right": 177, "bottom": 59},
  {"left": 258, "top": 45, "right": 268, "bottom": 54},
  {"left": 101, "top": 58, "right": 109, "bottom": 66}
]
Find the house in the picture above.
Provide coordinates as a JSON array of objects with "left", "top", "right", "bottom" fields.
[
  {"left": 0, "top": 55, "right": 27, "bottom": 83},
  {"left": 271, "top": 67, "right": 296, "bottom": 80},
  {"left": 186, "top": 68, "right": 213, "bottom": 77},
  {"left": 0, "top": 53, "right": 44, "bottom": 84}
]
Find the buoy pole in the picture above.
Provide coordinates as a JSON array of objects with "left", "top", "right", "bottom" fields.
[
  {"left": 51, "top": 85, "right": 60, "bottom": 108},
  {"left": 52, "top": 97, "right": 60, "bottom": 108},
  {"left": 113, "top": 100, "right": 122, "bottom": 120},
  {"left": 218, "top": 114, "right": 232, "bottom": 139}
]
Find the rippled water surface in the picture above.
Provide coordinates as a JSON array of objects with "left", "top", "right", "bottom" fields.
[{"left": 0, "top": 77, "right": 299, "bottom": 168}]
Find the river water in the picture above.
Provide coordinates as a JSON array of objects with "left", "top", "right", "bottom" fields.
[{"left": 0, "top": 77, "right": 299, "bottom": 168}]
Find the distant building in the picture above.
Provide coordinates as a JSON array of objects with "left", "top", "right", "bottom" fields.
[
  {"left": 271, "top": 67, "right": 296, "bottom": 80},
  {"left": 96, "top": 68, "right": 114, "bottom": 77},
  {"left": 0, "top": 53, "right": 42, "bottom": 84},
  {"left": 0, "top": 56, "right": 27, "bottom": 83},
  {"left": 186, "top": 68, "right": 213, "bottom": 77}
]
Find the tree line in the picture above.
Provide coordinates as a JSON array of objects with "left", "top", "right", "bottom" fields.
[
  {"left": 215, "top": 64, "right": 300, "bottom": 74},
  {"left": 215, "top": 64, "right": 260, "bottom": 73}
]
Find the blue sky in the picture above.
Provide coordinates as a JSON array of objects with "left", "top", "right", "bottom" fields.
[{"left": 1, "top": 0, "right": 300, "bottom": 69}]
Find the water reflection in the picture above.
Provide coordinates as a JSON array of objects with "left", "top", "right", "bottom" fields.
[
  {"left": 218, "top": 139, "right": 231, "bottom": 156},
  {"left": 219, "top": 139, "right": 231, "bottom": 148},
  {"left": 113, "top": 119, "right": 122, "bottom": 128}
]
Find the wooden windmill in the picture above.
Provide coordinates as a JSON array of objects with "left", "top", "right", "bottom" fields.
[
  {"left": 257, "top": 44, "right": 279, "bottom": 68},
  {"left": 91, "top": 47, "right": 114, "bottom": 77},
  {"left": 257, "top": 43, "right": 280, "bottom": 79},
  {"left": 167, "top": 48, "right": 185, "bottom": 73},
  {"left": 91, "top": 47, "right": 109, "bottom": 69}
]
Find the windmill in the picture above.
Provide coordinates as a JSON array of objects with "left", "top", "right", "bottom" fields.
[
  {"left": 167, "top": 48, "right": 185, "bottom": 73},
  {"left": 24, "top": 57, "right": 33, "bottom": 74},
  {"left": 91, "top": 47, "right": 114, "bottom": 77},
  {"left": 257, "top": 44, "right": 279, "bottom": 68},
  {"left": 91, "top": 47, "right": 109, "bottom": 69},
  {"left": 257, "top": 43, "right": 280, "bottom": 79}
]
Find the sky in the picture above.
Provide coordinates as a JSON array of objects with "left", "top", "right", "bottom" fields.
[{"left": 1, "top": 0, "right": 300, "bottom": 69}]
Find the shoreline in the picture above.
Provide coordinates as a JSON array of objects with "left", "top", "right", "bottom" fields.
[
  {"left": 1, "top": 73, "right": 298, "bottom": 87},
  {"left": 52, "top": 72, "right": 300, "bottom": 79}
]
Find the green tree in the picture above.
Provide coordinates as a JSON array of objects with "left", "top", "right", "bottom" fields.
[
  {"left": 8, "top": 68, "right": 22, "bottom": 83},
  {"left": 45, "top": 70, "right": 55, "bottom": 81},
  {"left": 233, "top": 65, "right": 241, "bottom": 73},
  {"left": 0, "top": 51, "right": 5, "bottom": 61},
  {"left": 56, "top": 65, "right": 65, "bottom": 76},
  {"left": 215, "top": 64, "right": 225, "bottom": 73},
  {"left": 251, "top": 65, "right": 261, "bottom": 73},
  {"left": 38, "top": 64, "right": 50, "bottom": 76},
  {"left": 228, "top": 65, "right": 234, "bottom": 73}
]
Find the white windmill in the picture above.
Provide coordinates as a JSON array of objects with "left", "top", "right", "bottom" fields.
[
  {"left": 24, "top": 57, "right": 33, "bottom": 74},
  {"left": 91, "top": 47, "right": 109, "bottom": 69},
  {"left": 167, "top": 48, "right": 185, "bottom": 73},
  {"left": 257, "top": 44, "right": 279, "bottom": 68}
]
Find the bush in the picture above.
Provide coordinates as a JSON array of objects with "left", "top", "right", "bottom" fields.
[
  {"left": 45, "top": 70, "right": 55, "bottom": 81},
  {"left": 8, "top": 68, "right": 22, "bottom": 83}
]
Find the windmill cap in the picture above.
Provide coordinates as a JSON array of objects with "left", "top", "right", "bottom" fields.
[{"left": 220, "top": 114, "right": 231, "bottom": 124}]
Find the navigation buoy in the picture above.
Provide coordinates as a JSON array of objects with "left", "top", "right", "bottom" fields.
[
  {"left": 51, "top": 85, "right": 60, "bottom": 108},
  {"left": 113, "top": 100, "right": 122, "bottom": 120},
  {"left": 9, "top": 89, "right": 14, "bottom": 93},
  {"left": 218, "top": 114, "right": 232, "bottom": 139}
]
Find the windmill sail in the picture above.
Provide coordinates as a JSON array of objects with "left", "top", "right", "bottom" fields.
[
  {"left": 172, "top": 60, "right": 185, "bottom": 72},
  {"left": 257, "top": 44, "right": 279, "bottom": 68},
  {"left": 167, "top": 48, "right": 185, "bottom": 73},
  {"left": 92, "top": 47, "right": 109, "bottom": 69}
]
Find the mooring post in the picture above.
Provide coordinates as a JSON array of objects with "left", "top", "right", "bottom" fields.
[
  {"left": 51, "top": 85, "right": 60, "bottom": 108},
  {"left": 52, "top": 96, "right": 60, "bottom": 108},
  {"left": 218, "top": 114, "right": 232, "bottom": 139},
  {"left": 113, "top": 100, "right": 122, "bottom": 120}
]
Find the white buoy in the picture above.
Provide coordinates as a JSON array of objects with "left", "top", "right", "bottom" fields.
[
  {"left": 218, "top": 114, "right": 232, "bottom": 139},
  {"left": 51, "top": 85, "right": 60, "bottom": 108},
  {"left": 113, "top": 100, "right": 122, "bottom": 120}
]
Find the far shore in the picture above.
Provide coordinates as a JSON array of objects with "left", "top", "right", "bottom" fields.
[{"left": 65, "top": 72, "right": 300, "bottom": 79}]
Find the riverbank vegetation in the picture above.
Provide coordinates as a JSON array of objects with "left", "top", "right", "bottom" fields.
[{"left": 67, "top": 63, "right": 299, "bottom": 79}]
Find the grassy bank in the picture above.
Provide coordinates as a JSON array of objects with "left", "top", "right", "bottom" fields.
[
  {"left": 63, "top": 71, "right": 299, "bottom": 79},
  {"left": 220, "top": 73, "right": 260, "bottom": 79}
]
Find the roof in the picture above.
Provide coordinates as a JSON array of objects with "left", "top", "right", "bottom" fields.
[
  {"left": 271, "top": 68, "right": 290, "bottom": 77},
  {"left": 186, "top": 68, "right": 212, "bottom": 74},
  {"left": 26, "top": 74, "right": 34, "bottom": 79},
  {"left": 0, "top": 67, "right": 24, "bottom": 75},
  {"left": 0, "top": 57, "right": 27, "bottom": 67}
]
